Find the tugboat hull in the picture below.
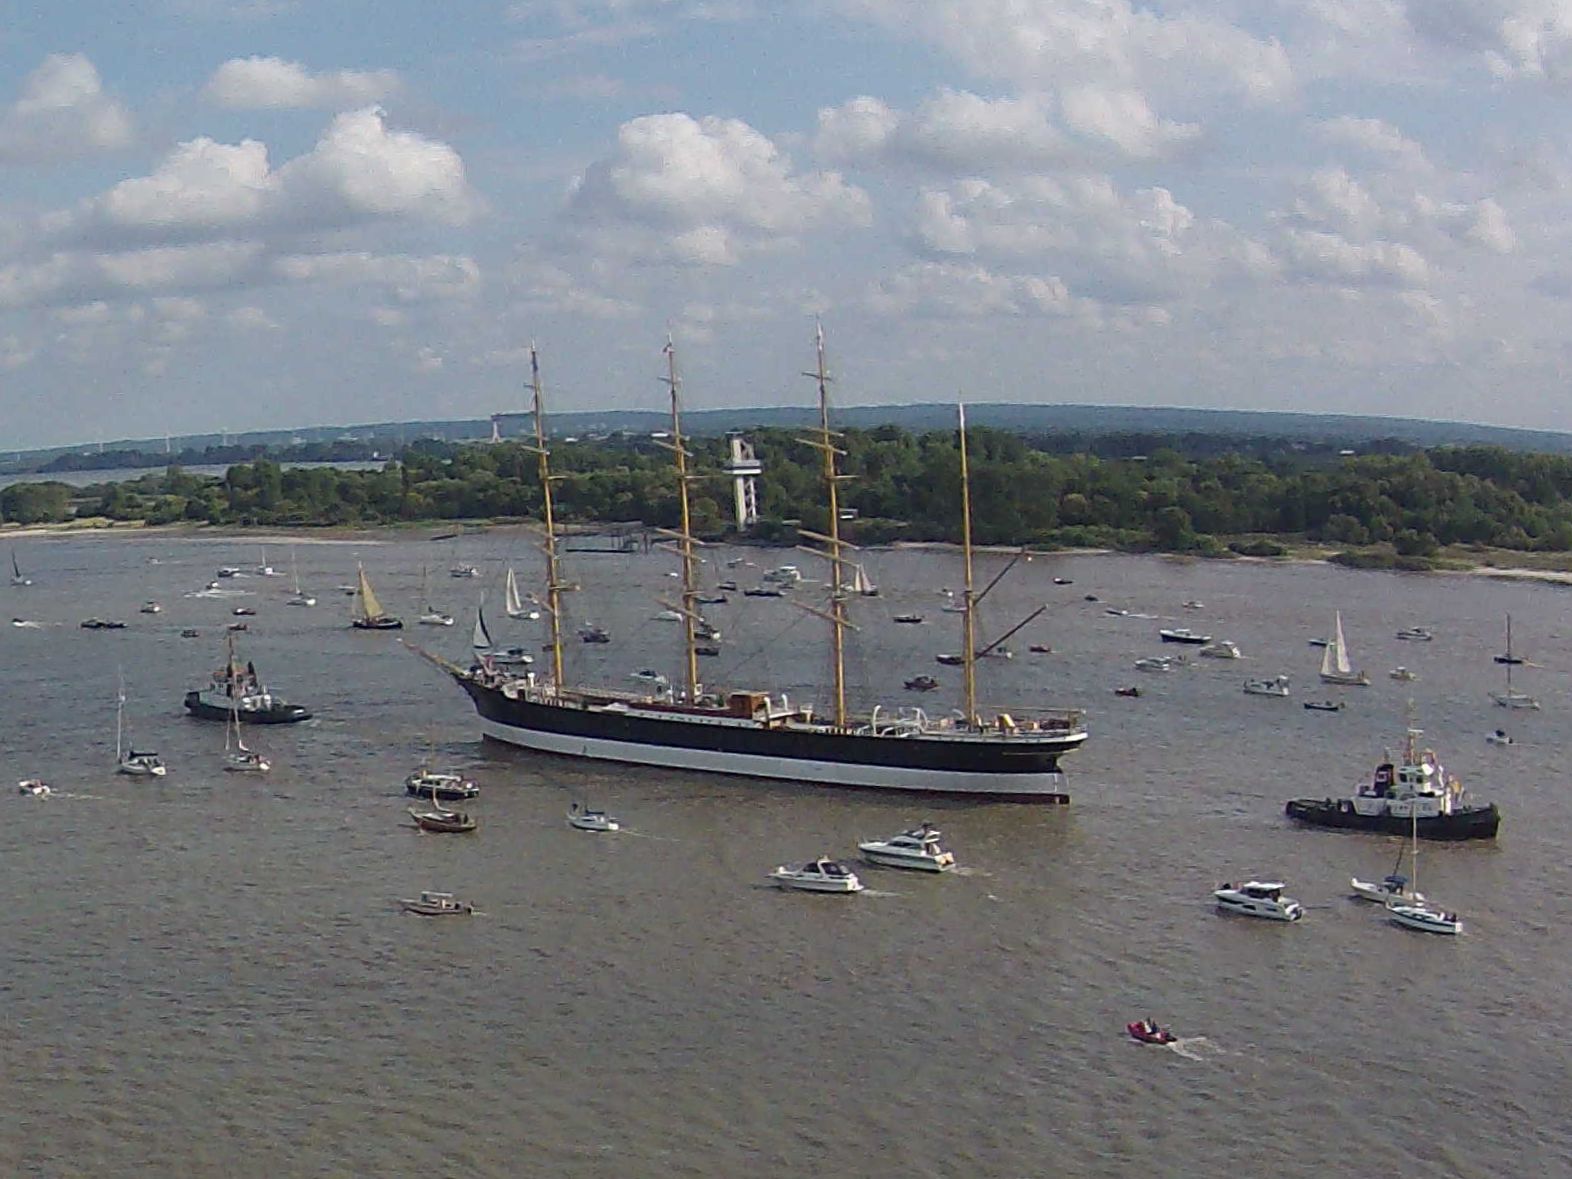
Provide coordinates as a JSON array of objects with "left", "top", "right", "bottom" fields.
[
  {"left": 183, "top": 692, "right": 311, "bottom": 724},
  {"left": 1285, "top": 799, "right": 1499, "bottom": 840}
]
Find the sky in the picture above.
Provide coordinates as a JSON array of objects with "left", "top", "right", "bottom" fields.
[{"left": 3, "top": 1, "right": 1572, "bottom": 448}]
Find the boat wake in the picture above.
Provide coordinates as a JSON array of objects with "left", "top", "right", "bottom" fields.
[
  {"left": 950, "top": 866, "right": 990, "bottom": 878},
  {"left": 1164, "top": 1036, "right": 1221, "bottom": 1061}
]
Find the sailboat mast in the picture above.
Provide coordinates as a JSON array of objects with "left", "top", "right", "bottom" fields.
[
  {"left": 958, "top": 404, "right": 978, "bottom": 727},
  {"left": 529, "top": 346, "right": 567, "bottom": 690},
  {"left": 663, "top": 338, "right": 701, "bottom": 700},
  {"left": 811, "top": 324, "right": 848, "bottom": 726},
  {"left": 116, "top": 669, "right": 125, "bottom": 762}
]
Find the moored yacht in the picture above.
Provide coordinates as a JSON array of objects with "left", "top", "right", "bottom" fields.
[
  {"left": 1388, "top": 904, "right": 1462, "bottom": 935},
  {"left": 1159, "top": 627, "right": 1210, "bottom": 645},
  {"left": 857, "top": 823, "right": 955, "bottom": 871},
  {"left": 406, "top": 769, "right": 479, "bottom": 801},
  {"left": 1214, "top": 880, "right": 1303, "bottom": 921},
  {"left": 1243, "top": 675, "right": 1290, "bottom": 697},
  {"left": 566, "top": 802, "right": 620, "bottom": 832}
]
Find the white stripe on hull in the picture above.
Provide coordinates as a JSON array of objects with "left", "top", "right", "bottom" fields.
[{"left": 478, "top": 718, "right": 1067, "bottom": 796}]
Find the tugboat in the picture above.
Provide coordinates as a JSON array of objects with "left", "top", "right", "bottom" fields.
[
  {"left": 184, "top": 634, "right": 312, "bottom": 724},
  {"left": 1285, "top": 722, "right": 1500, "bottom": 840}
]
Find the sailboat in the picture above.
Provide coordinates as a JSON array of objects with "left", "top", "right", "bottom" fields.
[
  {"left": 223, "top": 697, "right": 271, "bottom": 772},
  {"left": 350, "top": 563, "right": 402, "bottom": 630},
  {"left": 473, "top": 595, "right": 494, "bottom": 651},
  {"left": 471, "top": 594, "right": 531, "bottom": 667},
  {"left": 848, "top": 563, "right": 879, "bottom": 597},
  {"left": 255, "top": 546, "right": 282, "bottom": 576},
  {"left": 1490, "top": 615, "right": 1539, "bottom": 709},
  {"left": 287, "top": 549, "right": 315, "bottom": 606},
  {"left": 115, "top": 673, "right": 166, "bottom": 777},
  {"left": 423, "top": 333, "right": 1088, "bottom": 797},
  {"left": 1318, "top": 611, "right": 1370, "bottom": 686},
  {"left": 504, "top": 567, "right": 540, "bottom": 619},
  {"left": 1350, "top": 836, "right": 1425, "bottom": 906},
  {"left": 1387, "top": 801, "right": 1462, "bottom": 934},
  {"left": 417, "top": 566, "right": 454, "bottom": 627},
  {"left": 10, "top": 550, "right": 31, "bottom": 587}
]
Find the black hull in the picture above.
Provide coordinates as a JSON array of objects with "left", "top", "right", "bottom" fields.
[
  {"left": 457, "top": 675, "right": 1084, "bottom": 798},
  {"left": 183, "top": 693, "right": 312, "bottom": 724},
  {"left": 353, "top": 618, "right": 403, "bottom": 630},
  {"left": 1285, "top": 799, "right": 1500, "bottom": 840}
]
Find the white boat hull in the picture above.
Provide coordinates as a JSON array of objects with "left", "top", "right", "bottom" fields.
[
  {"left": 770, "top": 870, "right": 863, "bottom": 893},
  {"left": 1389, "top": 905, "right": 1461, "bottom": 935},
  {"left": 1214, "top": 893, "right": 1303, "bottom": 921},
  {"left": 858, "top": 845, "right": 953, "bottom": 872},
  {"left": 1350, "top": 876, "right": 1423, "bottom": 905}
]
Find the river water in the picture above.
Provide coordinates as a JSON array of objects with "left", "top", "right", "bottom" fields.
[{"left": 1, "top": 534, "right": 1568, "bottom": 1177}]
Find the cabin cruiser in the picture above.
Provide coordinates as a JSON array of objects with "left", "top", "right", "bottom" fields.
[
  {"left": 1243, "top": 675, "right": 1290, "bottom": 697},
  {"left": 1285, "top": 723, "right": 1500, "bottom": 839},
  {"left": 11, "top": 618, "right": 40, "bottom": 628},
  {"left": 1389, "top": 667, "right": 1417, "bottom": 682},
  {"left": 1396, "top": 627, "right": 1433, "bottom": 642},
  {"left": 1182, "top": 600, "right": 1204, "bottom": 610},
  {"left": 769, "top": 857, "right": 863, "bottom": 893},
  {"left": 1159, "top": 627, "right": 1210, "bottom": 645},
  {"left": 418, "top": 608, "right": 455, "bottom": 627},
  {"left": 1214, "top": 881, "right": 1303, "bottom": 921},
  {"left": 1388, "top": 904, "right": 1462, "bottom": 935},
  {"left": 762, "top": 565, "right": 803, "bottom": 586},
  {"left": 1198, "top": 640, "right": 1241, "bottom": 659},
  {"left": 1134, "top": 655, "right": 1178, "bottom": 673},
  {"left": 478, "top": 646, "right": 534, "bottom": 669},
  {"left": 406, "top": 769, "right": 480, "bottom": 801},
  {"left": 857, "top": 823, "right": 955, "bottom": 872},
  {"left": 17, "top": 779, "right": 51, "bottom": 796},
  {"left": 904, "top": 675, "right": 939, "bottom": 692},
  {"left": 399, "top": 891, "right": 474, "bottom": 916},
  {"left": 567, "top": 802, "right": 620, "bottom": 832},
  {"left": 216, "top": 567, "right": 243, "bottom": 579},
  {"left": 1350, "top": 873, "right": 1424, "bottom": 906},
  {"left": 232, "top": 606, "right": 256, "bottom": 617}
]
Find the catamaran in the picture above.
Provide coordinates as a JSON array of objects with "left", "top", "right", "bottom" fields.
[{"left": 421, "top": 333, "right": 1087, "bottom": 798}]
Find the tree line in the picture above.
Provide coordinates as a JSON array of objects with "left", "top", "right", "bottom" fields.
[{"left": 8, "top": 430, "right": 1572, "bottom": 565}]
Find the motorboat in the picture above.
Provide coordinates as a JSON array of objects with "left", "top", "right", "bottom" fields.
[
  {"left": 567, "top": 802, "right": 620, "bottom": 832},
  {"left": 1198, "top": 640, "right": 1241, "bottom": 659},
  {"left": 769, "top": 857, "right": 863, "bottom": 893},
  {"left": 651, "top": 609, "right": 684, "bottom": 622},
  {"left": 631, "top": 668, "right": 670, "bottom": 689},
  {"left": 695, "top": 593, "right": 728, "bottom": 605},
  {"left": 227, "top": 622, "right": 249, "bottom": 632},
  {"left": 695, "top": 644, "right": 720, "bottom": 657},
  {"left": 1486, "top": 729, "right": 1513, "bottom": 746},
  {"left": 743, "top": 586, "right": 784, "bottom": 598},
  {"left": 1113, "top": 686, "right": 1141, "bottom": 698},
  {"left": 1182, "top": 600, "right": 1204, "bottom": 610},
  {"left": 893, "top": 614, "right": 924, "bottom": 624},
  {"left": 1214, "top": 880, "right": 1304, "bottom": 921},
  {"left": 81, "top": 618, "right": 127, "bottom": 630},
  {"left": 935, "top": 653, "right": 965, "bottom": 667},
  {"left": 11, "top": 618, "right": 40, "bottom": 628},
  {"left": 1285, "top": 720, "right": 1500, "bottom": 839},
  {"left": 978, "top": 646, "right": 1014, "bottom": 660},
  {"left": 418, "top": 608, "right": 455, "bottom": 627},
  {"left": 1127, "top": 1020, "right": 1176, "bottom": 1045},
  {"left": 485, "top": 646, "right": 535, "bottom": 668},
  {"left": 216, "top": 567, "right": 243, "bottom": 579},
  {"left": 406, "top": 769, "right": 480, "bottom": 801},
  {"left": 139, "top": 601, "right": 162, "bottom": 614},
  {"left": 1303, "top": 699, "right": 1343, "bottom": 712},
  {"left": 904, "top": 675, "right": 939, "bottom": 692},
  {"left": 1159, "top": 627, "right": 1210, "bottom": 645},
  {"left": 1028, "top": 643, "right": 1051, "bottom": 653},
  {"left": 399, "top": 891, "right": 474, "bottom": 916},
  {"left": 1134, "top": 655, "right": 1178, "bottom": 672},
  {"left": 1389, "top": 666, "right": 1417, "bottom": 682},
  {"left": 1243, "top": 675, "right": 1290, "bottom": 697},
  {"left": 1052, "top": 577, "right": 1072, "bottom": 585},
  {"left": 232, "top": 606, "right": 256, "bottom": 617},
  {"left": 857, "top": 823, "right": 955, "bottom": 872},
  {"left": 17, "top": 779, "right": 51, "bottom": 796},
  {"left": 1389, "top": 904, "right": 1462, "bottom": 935},
  {"left": 762, "top": 565, "right": 803, "bottom": 586},
  {"left": 716, "top": 580, "right": 739, "bottom": 592},
  {"left": 449, "top": 565, "right": 480, "bottom": 579},
  {"left": 408, "top": 806, "right": 477, "bottom": 833},
  {"left": 1396, "top": 627, "right": 1433, "bottom": 642},
  {"left": 1350, "top": 873, "right": 1424, "bottom": 906},
  {"left": 579, "top": 624, "right": 611, "bottom": 643},
  {"left": 181, "top": 628, "right": 200, "bottom": 638},
  {"left": 1105, "top": 608, "right": 1128, "bottom": 617}
]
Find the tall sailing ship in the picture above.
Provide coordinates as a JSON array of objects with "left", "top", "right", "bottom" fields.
[{"left": 426, "top": 334, "right": 1088, "bottom": 798}]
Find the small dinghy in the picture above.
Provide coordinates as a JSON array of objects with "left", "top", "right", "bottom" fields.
[
  {"left": 1127, "top": 1020, "right": 1176, "bottom": 1045},
  {"left": 769, "top": 857, "right": 863, "bottom": 893},
  {"left": 399, "top": 890, "right": 474, "bottom": 916},
  {"left": 1214, "top": 880, "right": 1304, "bottom": 921},
  {"left": 17, "top": 779, "right": 51, "bottom": 796},
  {"left": 857, "top": 823, "right": 955, "bottom": 872},
  {"left": 567, "top": 802, "right": 620, "bottom": 832}
]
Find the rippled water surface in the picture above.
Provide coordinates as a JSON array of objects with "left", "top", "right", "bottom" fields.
[{"left": 2, "top": 535, "right": 1570, "bottom": 1177}]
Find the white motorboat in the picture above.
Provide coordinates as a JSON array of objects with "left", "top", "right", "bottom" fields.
[
  {"left": 1486, "top": 729, "right": 1513, "bottom": 746},
  {"left": 858, "top": 824, "right": 955, "bottom": 872},
  {"left": 1319, "top": 611, "right": 1370, "bottom": 685},
  {"left": 1389, "top": 904, "right": 1462, "bottom": 935},
  {"left": 1182, "top": 600, "right": 1204, "bottom": 609},
  {"left": 567, "top": 802, "right": 620, "bottom": 832},
  {"left": 17, "top": 779, "right": 51, "bottom": 796},
  {"left": 1389, "top": 666, "right": 1417, "bottom": 682},
  {"left": 418, "top": 608, "right": 455, "bottom": 627},
  {"left": 770, "top": 857, "right": 863, "bottom": 893},
  {"left": 1243, "top": 674, "right": 1290, "bottom": 697},
  {"left": 1134, "top": 656, "right": 1177, "bottom": 673},
  {"left": 1198, "top": 640, "right": 1241, "bottom": 659},
  {"left": 651, "top": 609, "right": 684, "bottom": 622},
  {"left": 399, "top": 890, "right": 474, "bottom": 916},
  {"left": 216, "top": 566, "right": 243, "bottom": 579},
  {"left": 139, "top": 601, "right": 162, "bottom": 614},
  {"left": 1159, "top": 627, "right": 1211, "bottom": 645},
  {"left": 449, "top": 565, "right": 480, "bottom": 579},
  {"left": 1350, "top": 873, "right": 1424, "bottom": 906},
  {"left": 11, "top": 618, "right": 40, "bottom": 628},
  {"left": 630, "top": 668, "right": 670, "bottom": 689},
  {"left": 485, "top": 646, "right": 534, "bottom": 668},
  {"left": 406, "top": 769, "right": 479, "bottom": 800},
  {"left": 1396, "top": 627, "right": 1433, "bottom": 641},
  {"left": 1214, "top": 881, "right": 1303, "bottom": 921}
]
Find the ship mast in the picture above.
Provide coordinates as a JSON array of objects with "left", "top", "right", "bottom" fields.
[
  {"left": 958, "top": 403, "right": 978, "bottom": 728},
  {"left": 800, "top": 324, "right": 850, "bottom": 726},
  {"left": 660, "top": 337, "right": 702, "bottom": 700},
  {"left": 527, "top": 346, "right": 568, "bottom": 691}
]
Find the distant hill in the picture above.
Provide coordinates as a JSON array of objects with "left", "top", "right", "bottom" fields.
[{"left": 7, "top": 404, "right": 1572, "bottom": 475}]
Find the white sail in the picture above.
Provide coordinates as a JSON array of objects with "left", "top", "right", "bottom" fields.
[
  {"left": 849, "top": 563, "right": 876, "bottom": 595},
  {"left": 1332, "top": 611, "right": 1352, "bottom": 675},
  {"left": 505, "top": 567, "right": 525, "bottom": 617},
  {"left": 473, "top": 597, "right": 494, "bottom": 651}
]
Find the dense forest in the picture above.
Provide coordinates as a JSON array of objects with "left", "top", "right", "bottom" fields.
[{"left": 9, "top": 427, "right": 1572, "bottom": 568}]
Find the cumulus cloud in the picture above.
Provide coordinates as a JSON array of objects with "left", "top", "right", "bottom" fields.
[
  {"left": 865, "top": 261, "right": 1078, "bottom": 320},
  {"left": 836, "top": 0, "right": 1293, "bottom": 104},
  {"left": 61, "top": 107, "right": 478, "bottom": 249},
  {"left": 0, "top": 54, "right": 132, "bottom": 163},
  {"left": 204, "top": 57, "right": 402, "bottom": 109},
  {"left": 814, "top": 87, "right": 1196, "bottom": 171},
  {"left": 1406, "top": 0, "right": 1572, "bottom": 80},
  {"left": 1315, "top": 116, "right": 1429, "bottom": 170},
  {"left": 562, "top": 112, "right": 869, "bottom": 265},
  {"left": 270, "top": 252, "right": 481, "bottom": 299},
  {"left": 1282, "top": 229, "right": 1430, "bottom": 287}
]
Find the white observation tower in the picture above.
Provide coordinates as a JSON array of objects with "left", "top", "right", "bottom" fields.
[{"left": 724, "top": 434, "right": 762, "bottom": 531}]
